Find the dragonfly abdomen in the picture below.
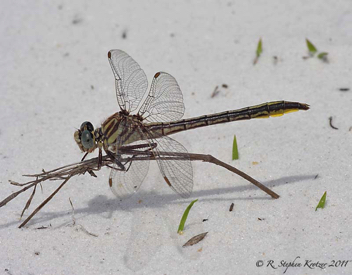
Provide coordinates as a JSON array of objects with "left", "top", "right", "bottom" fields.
[{"left": 146, "top": 101, "right": 309, "bottom": 136}]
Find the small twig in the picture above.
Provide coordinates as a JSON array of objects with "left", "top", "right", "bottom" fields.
[
  {"left": 0, "top": 182, "right": 38, "bottom": 207},
  {"left": 36, "top": 226, "right": 49, "bottom": 230},
  {"left": 328, "top": 116, "right": 338, "bottom": 130},
  {"left": 20, "top": 184, "right": 37, "bottom": 218},
  {"left": 68, "top": 198, "right": 98, "bottom": 237},
  {"left": 229, "top": 203, "right": 234, "bottom": 212},
  {"left": 211, "top": 85, "right": 220, "bottom": 98},
  {"left": 88, "top": 170, "right": 97, "bottom": 177},
  {"left": 69, "top": 198, "right": 76, "bottom": 226},
  {"left": 19, "top": 177, "right": 71, "bottom": 228},
  {"left": 130, "top": 152, "right": 279, "bottom": 198},
  {"left": 76, "top": 225, "right": 98, "bottom": 237}
]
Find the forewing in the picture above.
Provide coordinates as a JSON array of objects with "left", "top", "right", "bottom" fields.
[
  {"left": 109, "top": 139, "right": 151, "bottom": 200},
  {"left": 138, "top": 72, "right": 185, "bottom": 122},
  {"left": 108, "top": 50, "right": 148, "bottom": 112},
  {"left": 144, "top": 129, "right": 193, "bottom": 198}
]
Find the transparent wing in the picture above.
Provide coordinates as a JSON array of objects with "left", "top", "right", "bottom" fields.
[
  {"left": 108, "top": 50, "right": 148, "bottom": 112},
  {"left": 138, "top": 72, "right": 185, "bottom": 122},
  {"left": 109, "top": 139, "right": 151, "bottom": 200},
  {"left": 144, "top": 128, "right": 193, "bottom": 198}
]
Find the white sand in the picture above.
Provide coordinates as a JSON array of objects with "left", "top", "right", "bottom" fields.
[{"left": 1, "top": 0, "right": 351, "bottom": 274}]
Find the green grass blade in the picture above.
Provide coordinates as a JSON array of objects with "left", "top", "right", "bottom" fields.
[
  {"left": 315, "top": 191, "right": 327, "bottom": 211},
  {"left": 178, "top": 199, "right": 198, "bottom": 234},
  {"left": 253, "top": 38, "right": 263, "bottom": 65},
  {"left": 317, "top": 52, "right": 328, "bottom": 61},
  {"left": 232, "top": 135, "right": 239, "bottom": 160},
  {"left": 306, "top": 38, "right": 317, "bottom": 55},
  {"left": 256, "top": 38, "right": 263, "bottom": 58}
]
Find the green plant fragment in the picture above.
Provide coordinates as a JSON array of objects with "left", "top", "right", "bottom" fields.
[
  {"left": 306, "top": 38, "right": 318, "bottom": 55},
  {"left": 256, "top": 38, "right": 263, "bottom": 58},
  {"left": 317, "top": 52, "right": 328, "bottom": 60},
  {"left": 315, "top": 191, "right": 327, "bottom": 211},
  {"left": 178, "top": 199, "right": 198, "bottom": 234},
  {"left": 232, "top": 135, "right": 239, "bottom": 160}
]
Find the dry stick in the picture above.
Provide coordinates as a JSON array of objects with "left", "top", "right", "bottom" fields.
[
  {"left": 130, "top": 151, "right": 280, "bottom": 199},
  {"left": 20, "top": 184, "right": 37, "bottom": 218},
  {"left": 189, "top": 153, "right": 279, "bottom": 199},
  {"left": 0, "top": 182, "right": 38, "bottom": 207},
  {"left": 19, "top": 177, "right": 70, "bottom": 228},
  {"left": 2, "top": 151, "right": 279, "bottom": 228},
  {"left": 0, "top": 160, "right": 99, "bottom": 208}
]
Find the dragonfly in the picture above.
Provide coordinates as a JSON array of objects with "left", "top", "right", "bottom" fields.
[{"left": 74, "top": 49, "right": 309, "bottom": 199}]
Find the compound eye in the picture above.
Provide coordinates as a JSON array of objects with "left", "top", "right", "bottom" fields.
[
  {"left": 80, "top": 121, "right": 94, "bottom": 132},
  {"left": 81, "top": 130, "right": 94, "bottom": 149}
]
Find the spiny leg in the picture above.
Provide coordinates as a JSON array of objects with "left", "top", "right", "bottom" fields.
[
  {"left": 118, "top": 142, "right": 157, "bottom": 172},
  {"left": 81, "top": 152, "right": 89, "bottom": 162},
  {"left": 105, "top": 150, "right": 125, "bottom": 171},
  {"left": 98, "top": 148, "right": 103, "bottom": 170},
  {"left": 118, "top": 142, "right": 157, "bottom": 152}
]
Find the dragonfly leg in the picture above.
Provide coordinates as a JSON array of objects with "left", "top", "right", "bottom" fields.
[
  {"left": 98, "top": 148, "right": 103, "bottom": 170},
  {"left": 106, "top": 142, "right": 157, "bottom": 172},
  {"left": 116, "top": 142, "right": 157, "bottom": 172},
  {"left": 106, "top": 150, "right": 125, "bottom": 171},
  {"left": 124, "top": 158, "right": 133, "bottom": 172},
  {"left": 118, "top": 142, "right": 157, "bottom": 152},
  {"left": 121, "top": 154, "right": 143, "bottom": 172},
  {"left": 106, "top": 163, "right": 125, "bottom": 171},
  {"left": 81, "top": 152, "right": 89, "bottom": 162},
  {"left": 148, "top": 142, "right": 157, "bottom": 150}
]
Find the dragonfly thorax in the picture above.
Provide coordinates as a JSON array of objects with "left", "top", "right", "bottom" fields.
[{"left": 100, "top": 112, "right": 146, "bottom": 150}]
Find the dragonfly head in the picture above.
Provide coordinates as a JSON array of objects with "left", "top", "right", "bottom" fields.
[{"left": 74, "top": 121, "right": 97, "bottom": 153}]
